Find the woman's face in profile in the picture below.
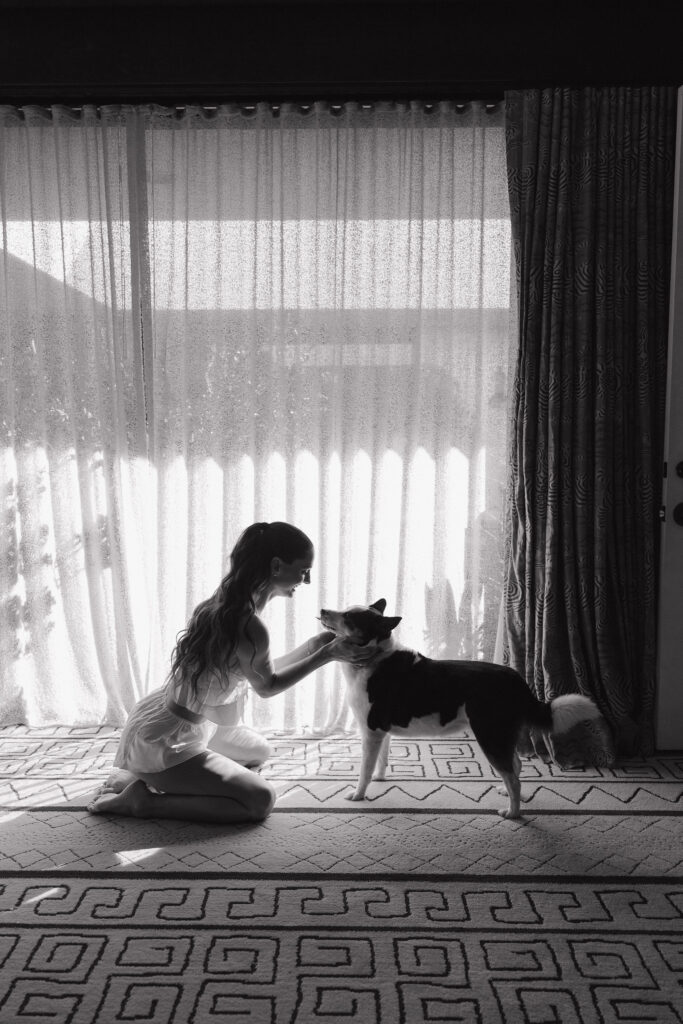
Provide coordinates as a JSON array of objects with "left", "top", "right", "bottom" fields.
[{"left": 273, "top": 551, "right": 314, "bottom": 597}]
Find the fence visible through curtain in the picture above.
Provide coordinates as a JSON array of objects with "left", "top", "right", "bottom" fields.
[{"left": 0, "top": 102, "right": 512, "bottom": 732}]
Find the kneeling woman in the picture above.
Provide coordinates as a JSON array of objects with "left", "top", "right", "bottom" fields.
[{"left": 88, "top": 522, "right": 369, "bottom": 824}]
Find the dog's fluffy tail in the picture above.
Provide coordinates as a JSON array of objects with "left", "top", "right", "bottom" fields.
[{"left": 549, "top": 694, "right": 601, "bottom": 734}]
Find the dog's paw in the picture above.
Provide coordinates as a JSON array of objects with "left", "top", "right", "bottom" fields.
[
  {"left": 496, "top": 785, "right": 530, "bottom": 803},
  {"left": 497, "top": 807, "right": 523, "bottom": 820},
  {"left": 344, "top": 791, "right": 366, "bottom": 802}
]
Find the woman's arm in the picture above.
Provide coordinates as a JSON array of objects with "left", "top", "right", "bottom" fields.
[
  {"left": 236, "top": 617, "right": 362, "bottom": 698},
  {"left": 271, "top": 631, "right": 335, "bottom": 672}
]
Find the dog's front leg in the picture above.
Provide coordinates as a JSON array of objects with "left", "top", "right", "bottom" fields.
[{"left": 347, "top": 729, "right": 387, "bottom": 801}]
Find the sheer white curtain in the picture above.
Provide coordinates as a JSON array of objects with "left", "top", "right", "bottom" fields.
[
  {"left": 0, "top": 101, "right": 512, "bottom": 732},
  {"left": 0, "top": 105, "right": 155, "bottom": 726}
]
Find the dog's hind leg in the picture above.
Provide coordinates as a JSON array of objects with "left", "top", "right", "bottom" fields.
[
  {"left": 541, "top": 729, "right": 557, "bottom": 764},
  {"left": 529, "top": 726, "right": 552, "bottom": 762},
  {"left": 482, "top": 745, "right": 522, "bottom": 819},
  {"left": 468, "top": 711, "right": 523, "bottom": 820},
  {"left": 347, "top": 729, "right": 388, "bottom": 801},
  {"left": 373, "top": 732, "right": 391, "bottom": 781},
  {"left": 494, "top": 750, "right": 522, "bottom": 819}
]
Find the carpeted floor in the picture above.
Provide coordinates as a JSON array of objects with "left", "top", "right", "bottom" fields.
[{"left": 1, "top": 727, "right": 682, "bottom": 1022}]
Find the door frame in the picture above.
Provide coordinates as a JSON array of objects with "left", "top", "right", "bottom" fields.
[{"left": 656, "top": 86, "right": 683, "bottom": 751}]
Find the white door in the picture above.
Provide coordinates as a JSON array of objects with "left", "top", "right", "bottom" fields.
[{"left": 656, "top": 86, "right": 683, "bottom": 750}]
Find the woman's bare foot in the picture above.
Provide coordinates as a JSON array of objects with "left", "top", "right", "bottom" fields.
[
  {"left": 87, "top": 779, "right": 150, "bottom": 817},
  {"left": 101, "top": 769, "right": 137, "bottom": 794},
  {"left": 89, "top": 769, "right": 138, "bottom": 804}
]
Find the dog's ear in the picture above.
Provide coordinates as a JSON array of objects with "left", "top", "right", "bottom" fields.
[
  {"left": 382, "top": 615, "right": 402, "bottom": 632},
  {"left": 371, "top": 599, "right": 387, "bottom": 614}
]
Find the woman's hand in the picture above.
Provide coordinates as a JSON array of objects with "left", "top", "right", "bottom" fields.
[{"left": 326, "top": 636, "right": 376, "bottom": 664}]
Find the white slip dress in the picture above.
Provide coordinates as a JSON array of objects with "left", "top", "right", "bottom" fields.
[{"left": 113, "top": 667, "right": 248, "bottom": 774}]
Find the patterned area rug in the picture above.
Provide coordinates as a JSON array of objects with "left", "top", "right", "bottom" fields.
[{"left": 1, "top": 728, "right": 682, "bottom": 1022}]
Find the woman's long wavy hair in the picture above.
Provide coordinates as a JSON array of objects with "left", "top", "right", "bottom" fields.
[{"left": 170, "top": 522, "right": 313, "bottom": 695}]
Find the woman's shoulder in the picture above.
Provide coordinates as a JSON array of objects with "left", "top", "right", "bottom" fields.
[
  {"left": 238, "top": 609, "right": 269, "bottom": 648},
  {"left": 231, "top": 610, "right": 272, "bottom": 680}
]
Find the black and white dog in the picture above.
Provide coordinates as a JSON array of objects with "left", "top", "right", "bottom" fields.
[{"left": 320, "top": 599, "right": 601, "bottom": 818}]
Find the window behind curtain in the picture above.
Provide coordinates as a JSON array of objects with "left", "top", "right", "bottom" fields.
[{"left": 0, "top": 102, "right": 512, "bottom": 732}]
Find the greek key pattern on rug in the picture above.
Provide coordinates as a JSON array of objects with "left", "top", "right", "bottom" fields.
[
  {"left": 1, "top": 876, "right": 682, "bottom": 1024},
  {"left": 2, "top": 730, "right": 683, "bottom": 814}
]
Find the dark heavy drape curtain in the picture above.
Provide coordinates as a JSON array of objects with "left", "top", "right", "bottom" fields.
[{"left": 502, "top": 87, "right": 678, "bottom": 755}]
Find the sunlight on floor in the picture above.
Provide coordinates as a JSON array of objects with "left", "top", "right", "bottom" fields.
[
  {"left": 0, "top": 810, "right": 25, "bottom": 826},
  {"left": 114, "top": 847, "right": 163, "bottom": 866},
  {"left": 20, "top": 887, "right": 65, "bottom": 906}
]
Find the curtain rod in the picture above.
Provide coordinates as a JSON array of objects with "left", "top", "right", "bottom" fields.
[
  {"left": 174, "top": 101, "right": 501, "bottom": 111},
  {"left": 63, "top": 100, "right": 502, "bottom": 115},
  {"left": 4, "top": 99, "right": 505, "bottom": 127}
]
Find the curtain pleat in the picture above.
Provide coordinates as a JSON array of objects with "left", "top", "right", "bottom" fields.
[{"left": 502, "top": 87, "right": 677, "bottom": 754}]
